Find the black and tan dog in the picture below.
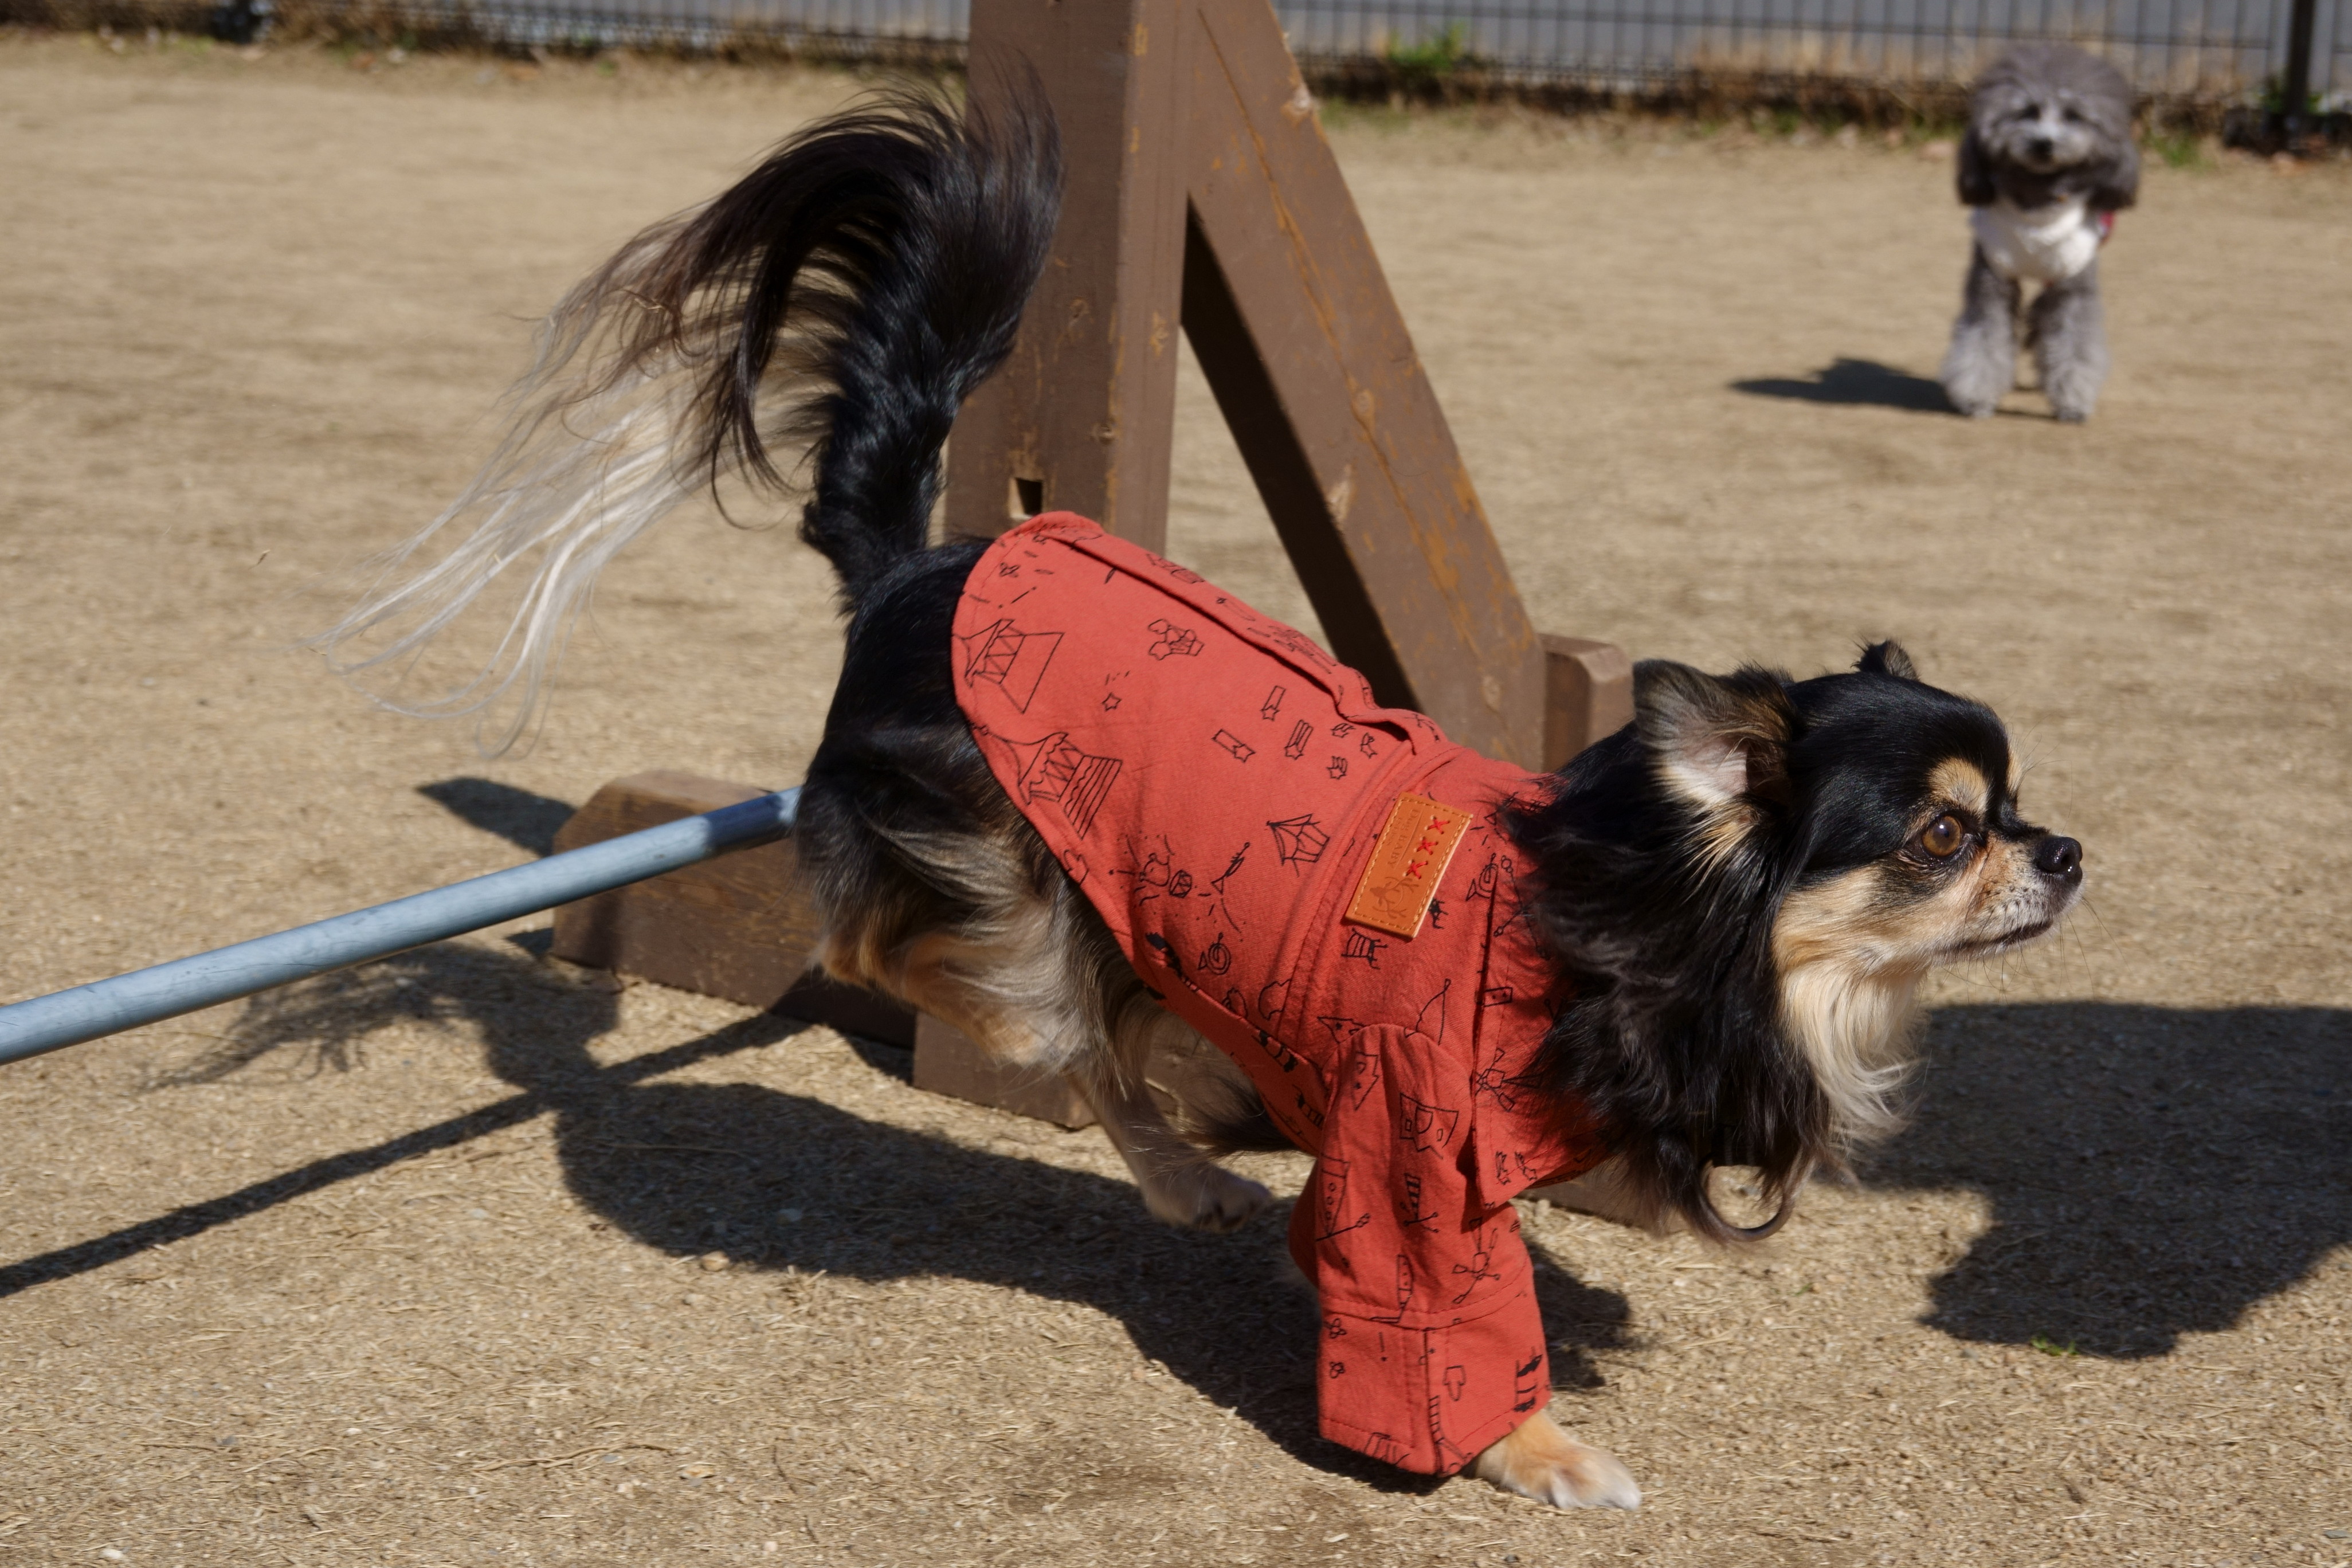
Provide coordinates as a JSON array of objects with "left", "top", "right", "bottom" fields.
[{"left": 320, "top": 91, "right": 2085, "bottom": 1507}]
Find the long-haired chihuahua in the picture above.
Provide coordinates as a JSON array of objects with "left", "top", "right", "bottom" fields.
[{"left": 317, "top": 88, "right": 2084, "bottom": 1508}]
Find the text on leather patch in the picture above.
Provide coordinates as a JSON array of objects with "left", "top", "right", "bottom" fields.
[{"left": 1344, "top": 793, "right": 1473, "bottom": 939}]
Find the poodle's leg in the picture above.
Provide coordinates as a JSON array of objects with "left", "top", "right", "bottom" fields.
[
  {"left": 1075, "top": 1010, "right": 1272, "bottom": 1234},
  {"left": 2030, "top": 260, "right": 2110, "bottom": 422},
  {"left": 1473, "top": 1409, "right": 1643, "bottom": 1510},
  {"left": 1939, "top": 245, "right": 2021, "bottom": 418}
]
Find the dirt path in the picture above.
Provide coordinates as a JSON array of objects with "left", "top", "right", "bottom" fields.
[{"left": 2, "top": 33, "right": 2346, "bottom": 1567}]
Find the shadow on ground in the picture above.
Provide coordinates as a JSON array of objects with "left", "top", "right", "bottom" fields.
[
  {"left": 32, "top": 944, "right": 1628, "bottom": 1491},
  {"left": 1731, "top": 357, "right": 1953, "bottom": 412},
  {"left": 1865, "top": 1001, "right": 2352, "bottom": 1357},
  {"left": 14, "top": 951, "right": 2346, "bottom": 1469},
  {"left": 417, "top": 777, "right": 578, "bottom": 857}
]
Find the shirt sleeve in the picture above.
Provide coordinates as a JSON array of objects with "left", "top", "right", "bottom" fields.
[{"left": 1288, "top": 1022, "right": 1552, "bottom": 1475}]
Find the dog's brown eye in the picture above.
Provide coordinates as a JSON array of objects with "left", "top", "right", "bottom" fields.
[{"left": 1921, "top": 814, "right": 1966, "bottom": 859}]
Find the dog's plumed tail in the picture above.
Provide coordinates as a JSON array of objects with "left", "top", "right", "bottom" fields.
[{"left": 312, "top": 86, "right": 1061, "bottom": 751}]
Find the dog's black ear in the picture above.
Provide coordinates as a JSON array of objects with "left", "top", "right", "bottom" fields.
[
  {"left": 1855, "top": 641, "right": 1920, "bottom": 681},
  {"left": 2085, "top": 136, "right": 2141, "bottom": 211},
  {"left": 1634, "top": 661, "right": 1796, "bottom": 813},
  {"left": 1955, "top": 129, "right": 1997, "bottom": 206}
]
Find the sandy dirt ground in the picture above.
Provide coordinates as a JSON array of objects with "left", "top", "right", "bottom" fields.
[{"left": 2, "top": 30, "right": 2347, "bottom": 1568}]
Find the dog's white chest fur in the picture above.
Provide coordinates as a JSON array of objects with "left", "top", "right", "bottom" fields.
[{"left": 1970, "top": 195, "right": 2102, "bottom": 284}]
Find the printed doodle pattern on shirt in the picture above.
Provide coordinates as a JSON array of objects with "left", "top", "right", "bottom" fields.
[
  {"left": 1398, "top": 1092, "right": 1460, "bottom": 1154},
  {"left": 1002, "top": 731, "right": 1120, "bottom": 837},
  {"left": 1449, "top": 1220, "right": 1504, "bottom": 1305},
  {"left": 1396, "top": 1173, "right": 1438, "bottom": 1230},
  {"left": 1316, "top": 1158, "right": 1371, "bottom": 1240},
  {"left": 1268, "top": 814, "right": 1330, "bottom": 868},
  {"left": 1147, "top": 617, "right": 1202, "bottom": 659},
  {"left": 955, "top": 618, "right": 1062, "bottom": 713},
  {"left": 1472, "top": 1039, "right": 1546, "bottom": 1114}
]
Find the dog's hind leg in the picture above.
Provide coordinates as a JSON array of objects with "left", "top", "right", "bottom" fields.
[
  {"left": 890, "top": 931, "right": 1271, "bottom": 1233},
  {"left": 1072, "top": 1002, "right": 1273, "bottom": 1235},
  {"left": 814, "top": 835, "right": 1269, "bottom": 1234},
  {"left": 1939, "top": 245, "right": 2021, "bottom": 418},
  {"left": 2029, "top": 261, "right": 2109, "bottom": 422}
]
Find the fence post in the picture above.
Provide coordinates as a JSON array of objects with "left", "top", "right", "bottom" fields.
[{"left": 2282, "top": 0, "right": 2319, "bottom": 132}]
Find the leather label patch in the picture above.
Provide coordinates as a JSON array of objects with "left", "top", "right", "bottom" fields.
[{"left": 1344, "top": 793, "right": 1473, "bottom": 940}]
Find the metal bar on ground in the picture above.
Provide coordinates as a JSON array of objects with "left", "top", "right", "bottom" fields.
[{"left": 0, "top": 787, "right": 801, "bottom": 1068}]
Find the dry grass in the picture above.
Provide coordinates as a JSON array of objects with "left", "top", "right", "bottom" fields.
[{"left": 1, "top": 32, "right": 2347, "bottom": 1567}]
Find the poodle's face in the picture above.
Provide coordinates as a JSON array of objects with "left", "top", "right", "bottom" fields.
[{"left": 1970, "top": 45, "right": 2131, "bottom": 176}]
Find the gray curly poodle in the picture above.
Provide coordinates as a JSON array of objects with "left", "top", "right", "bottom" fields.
[{"left": 1939, "top": 44, "right": 2141, "bottom": 422}]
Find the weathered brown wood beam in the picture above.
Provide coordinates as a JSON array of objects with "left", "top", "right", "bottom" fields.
[
  {"left": 1542, "top": 635, "right": 1636, "bottom": 773},
  {"left": 944, "top": 0, "right": 1190, "bottom": 549},
  {"left": 1177, "top": 0, "right": 1548, "bottom": 766},
  {"left": 1177, "top": 213, "right": 1417, "bottom": 720}
]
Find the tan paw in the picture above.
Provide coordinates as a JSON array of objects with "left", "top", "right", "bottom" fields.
[
  {"left": 1472, "top": 1410, "right": 1641, "bottom": 1510},
  {"left": 1140, "top": 1161, "right": 1272, "bottom": 1233}
]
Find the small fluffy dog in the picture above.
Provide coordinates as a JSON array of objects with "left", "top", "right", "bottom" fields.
[
  {"left": 323, "top": 91, "right": 2086, "bottom": 1508},
  {"left": 1940, "top": 43, "right": 2140, "bottom": 421}
]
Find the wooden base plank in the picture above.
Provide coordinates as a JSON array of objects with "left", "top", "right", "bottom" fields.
[
  {"left": 1540, "top": 634, "right": 1637, "bottom": 771},
  {"left": 550, "top": 770, "right": 912, "bottom": 1042},
  {"left": 549, "top": 771, "right": 1095, "bottom": 1126},
  {"left": 913, "top": 1016, "right": 1096, "bottom": 1129}
]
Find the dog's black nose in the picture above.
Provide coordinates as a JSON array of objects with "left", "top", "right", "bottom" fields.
[
  {"left": 2034, "top": 836, "right": 2082, "bottom": 880},
  {"left": 2029, "top": 136, "right": 2056, "bottom": 159}
]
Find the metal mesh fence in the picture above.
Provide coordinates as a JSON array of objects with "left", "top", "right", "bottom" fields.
[
  {"left": 1284, "top": 0, "right": 2345, "bottom": 106},
  {"left": 6, "top": 0, "right": 2339, "bottom": 113},
  {"left": 364, "top": 0, "right": 967, "bottom": 56}
]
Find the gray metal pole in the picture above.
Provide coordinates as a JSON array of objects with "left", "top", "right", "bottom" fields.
[{"left": 0, "top": 787, "right": 799, "bottom": 1068}]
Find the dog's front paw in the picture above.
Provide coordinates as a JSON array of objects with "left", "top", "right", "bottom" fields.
[
  {"left": 2043, "top": 365, "right": 2100, "bottom": 422},
  {"left": 1940, "top": 338, "right": 2014, "bottom": 420},
  {"left": 1472, "top": 1412, "right": 1641, "bottom": 1510},
  {"left": 1140, "top": 1161, "right": 1272, "bottom": 1234},
  {"left": 1939, "top": 373, "right": 2004, "bottom": 418}
]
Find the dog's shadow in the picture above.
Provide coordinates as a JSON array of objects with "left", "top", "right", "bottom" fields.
[
  {"left": 1731, "top": 357, "right": 1954, "bottom": 413},
  {"left": 415, "top": 777, "right": 578, "bottom": 857},
  {"left": 205, "top": 941, "right": 1631, "bottom": 1488},
  {"left": 1865, "top": 1000, "right": 2352, "bottom": 1357}
]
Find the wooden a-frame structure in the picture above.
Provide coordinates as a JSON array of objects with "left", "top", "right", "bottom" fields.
[
  {"left": 952, "top": 0, "right": 1614, "bottom": 769},
  {"left": 550, "top": 0, "right": 1631, "bottom": 1126}
]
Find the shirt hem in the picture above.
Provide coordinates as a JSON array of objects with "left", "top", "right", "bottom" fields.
[{"left": 1320, "top": 1394, "right": 1549, "bottom": 1478}]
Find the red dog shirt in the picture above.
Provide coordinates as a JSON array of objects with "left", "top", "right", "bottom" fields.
[{"left": 953, "top": 513, "right": 1608, "bottom": 1474}]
